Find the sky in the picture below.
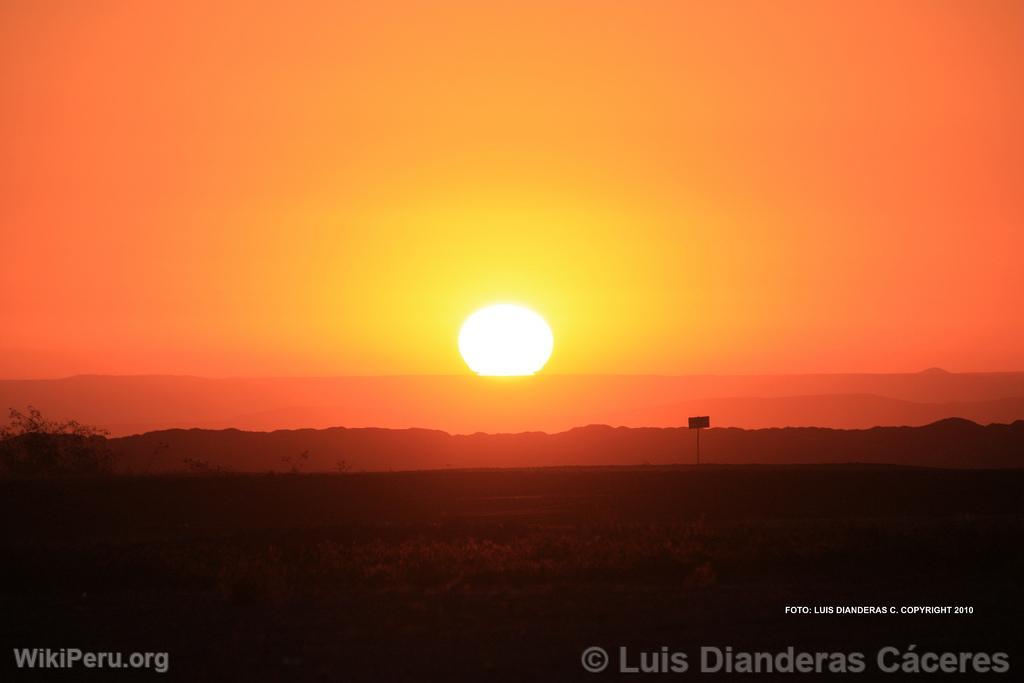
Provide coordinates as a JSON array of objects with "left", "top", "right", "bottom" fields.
[{"left": 2, "top": 0, "right": 1022, "bottom": 379}]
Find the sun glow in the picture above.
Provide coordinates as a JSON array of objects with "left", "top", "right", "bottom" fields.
[{"left": 458, "top": 305, "right": 554, "bottom": 376}]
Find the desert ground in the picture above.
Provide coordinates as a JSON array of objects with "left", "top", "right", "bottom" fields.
[{"left": 3, "top": 465, "right": 1021, "bottom": 680}]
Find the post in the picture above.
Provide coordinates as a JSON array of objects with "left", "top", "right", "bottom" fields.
[{"left": 687, "top": 416, "right": 710, "bottom": 465}]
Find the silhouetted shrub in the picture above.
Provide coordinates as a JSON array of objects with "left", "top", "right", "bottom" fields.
[{"left": 0, "top": 406, "right": 112, "bottom": 478}]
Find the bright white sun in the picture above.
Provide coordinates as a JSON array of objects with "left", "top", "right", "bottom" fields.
[{"left": 458, "top": 304, "right": 554, "bottom": 376}]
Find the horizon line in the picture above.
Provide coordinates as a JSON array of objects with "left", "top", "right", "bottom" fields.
[
  {"left": 104, "top": 415, "right": 1014, "bottom": 440},
  {"left": 5, "top": 367, "right": 1024, "bottom": 382}
]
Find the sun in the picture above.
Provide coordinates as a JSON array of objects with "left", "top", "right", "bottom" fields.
[{"left": 458, "top": 304, "right": 554, "bottom": 376}]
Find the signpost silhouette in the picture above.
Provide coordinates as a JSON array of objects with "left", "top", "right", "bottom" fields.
[{"left": 688, "top": 416, "right": 710, "bottom": 465}]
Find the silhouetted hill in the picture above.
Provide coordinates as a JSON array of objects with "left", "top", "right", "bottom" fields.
[
  {"left": 615, "top": 393, "right": 1024, "bottom": 430},
  {"left": 3, "top": 372, "right": 1024, "bottom": 435},
  {"left": 109, "top": 418, "right": 1024, "bottom": 473}
]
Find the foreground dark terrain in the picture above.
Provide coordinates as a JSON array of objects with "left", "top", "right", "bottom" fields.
[{"left": 2, "top": 466, "right": 1023, "bottom": 680}]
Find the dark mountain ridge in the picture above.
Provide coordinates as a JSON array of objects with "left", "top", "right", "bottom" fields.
[{"left": 110, "top": 418, "right": 1024, "bottom": 473}]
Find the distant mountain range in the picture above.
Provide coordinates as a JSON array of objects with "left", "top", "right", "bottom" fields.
[
  {"left": 110, "top": 418, "right": 1024, "bottom": 472},
  {"left": 1, "top": 371, "right": 1023, "bottom": 435}
]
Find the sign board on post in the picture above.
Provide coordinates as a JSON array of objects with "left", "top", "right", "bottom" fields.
[{"left": 687, "top": 416, "right": 710, "bottom": 464}]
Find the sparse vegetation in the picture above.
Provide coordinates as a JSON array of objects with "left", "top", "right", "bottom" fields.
[
  {"left": 280, "top": 449, "right": 310, "bottom": 474},
  {"left": 183, "top": 455, "right": 231, "bottom": 475},
  {"left": 0, "top": 406, "right": 112, "bottom": 478}
]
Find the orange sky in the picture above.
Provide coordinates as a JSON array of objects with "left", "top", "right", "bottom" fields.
[{"left": 2, "top": 1, "right": 1022, "bottom": 379}]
